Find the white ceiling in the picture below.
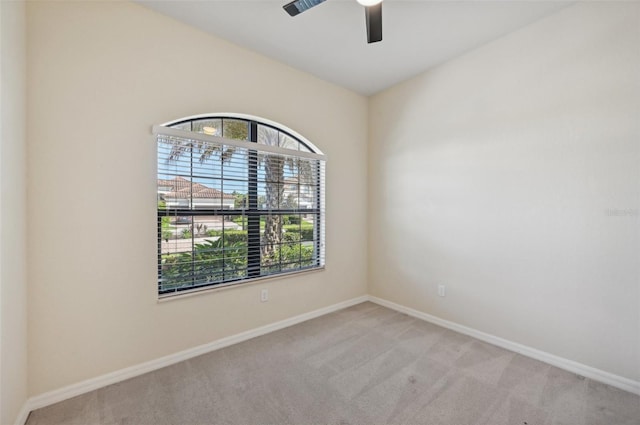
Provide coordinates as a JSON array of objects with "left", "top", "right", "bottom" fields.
[{"left": 137, "top": 0, "right": 570, "bottom": 95}]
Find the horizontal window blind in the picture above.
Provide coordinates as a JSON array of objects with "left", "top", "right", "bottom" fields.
[{"left": 155, "top": 123, "right": 325, "bottom": 297}]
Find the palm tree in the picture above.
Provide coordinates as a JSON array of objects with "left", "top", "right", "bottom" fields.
[{"left": 257, "top": 126, "right": 315, "bottom": 265}]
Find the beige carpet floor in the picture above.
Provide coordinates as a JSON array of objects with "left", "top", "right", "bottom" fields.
[{"left": 26, "top": 302, "right": 640, "bottom": 425}]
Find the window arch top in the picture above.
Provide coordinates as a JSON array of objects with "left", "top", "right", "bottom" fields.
[{"left": 162, "top": 114, "right": 322, "bottom": 155}]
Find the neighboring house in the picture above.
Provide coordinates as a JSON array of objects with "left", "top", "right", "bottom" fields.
[
  {"left": 283, "top": 177, "right": 315, "bottom": 209},
  {"left": 158, "top": 176, "right": 235, "bottom": 209}
]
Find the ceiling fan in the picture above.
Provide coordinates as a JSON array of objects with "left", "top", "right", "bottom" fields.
[{"left": 283, "top": 0, "right": 383, "bottom": 44}]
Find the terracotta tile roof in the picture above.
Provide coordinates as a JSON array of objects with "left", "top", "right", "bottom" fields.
[{"left": 158, "top": 177, "right": 235, "bottom": 199}]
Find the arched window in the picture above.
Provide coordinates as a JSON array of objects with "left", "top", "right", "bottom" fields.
[{"left": 155, "top": 115, "right": 325, "bottom": 297}]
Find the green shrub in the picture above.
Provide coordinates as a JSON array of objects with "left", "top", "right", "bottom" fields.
[
  {"left": 160, "top": 237, "right": 315, "bottom": 292},
  {"left": 223, "top": 230, "right": 248, "bottom": 244},
  {"left": 300, "top": 228, "right": 314, "bottom": 241},
  {"left": 280, "top": 244, "right": 314, "bottom": 263},
  {"left": 161, "top": 238, "right": 248, "bottom": 290},
  {"left": 283, "top": 215, "right": 301, "bottom": 225},
  {"left": 283, "top": 232, "right": 300, "bottom": 243},
  {"left": 283, "top": 224, "right": 314, "bottom": 241},
  {"left": 203, "top": 229, "right": 247, "bottom": 243}
]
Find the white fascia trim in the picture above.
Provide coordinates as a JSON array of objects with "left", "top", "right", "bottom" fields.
[
  {"left": 18, "top": 295, "right": 368, "bottom": 423},
  {"left": 368, "top": 295, "right": 640, "bottom": 396}
]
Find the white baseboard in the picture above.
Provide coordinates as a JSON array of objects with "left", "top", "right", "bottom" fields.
[
  {"left": 13, "top": 403, "right": 31, "bottom": 425},
  {"left": 368, "top": 295, "right": 640, "bottom": 396},
  {"left": 17, "top": 295, "right": 368, "bottom": 424}
]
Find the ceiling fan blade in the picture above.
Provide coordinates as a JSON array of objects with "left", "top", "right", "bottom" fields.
[
  {"left": 283, "top": 0, "right": 327, "bottom": 17},
  {"left": 364, "top": 3, "right": 382, "bottom": 43}
]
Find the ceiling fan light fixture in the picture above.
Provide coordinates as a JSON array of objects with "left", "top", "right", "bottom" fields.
[{"left": 283, "top": 0, "right": 383, "bottom": 43}]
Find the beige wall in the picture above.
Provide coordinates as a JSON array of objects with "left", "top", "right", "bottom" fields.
[
  {"left": 0, "top": 0, "right": 28, "bottom": 423},
  {"left": 369, "top": 2, "right": 640, "bottom": 381},
  {"left": 27, "top": 1, "right": 368, "bottom": 396}
]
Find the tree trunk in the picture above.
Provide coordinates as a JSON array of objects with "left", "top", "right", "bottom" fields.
[{"left": 262, "top": 156, "right": 284, "bottom": 265}]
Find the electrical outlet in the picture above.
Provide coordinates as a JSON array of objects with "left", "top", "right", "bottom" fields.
[
  {"left": 260, "top": 288, "right": 269, "bottom": 302},
  {"left": 438, "top": 284, "right": 446, "bottom": 297}
]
